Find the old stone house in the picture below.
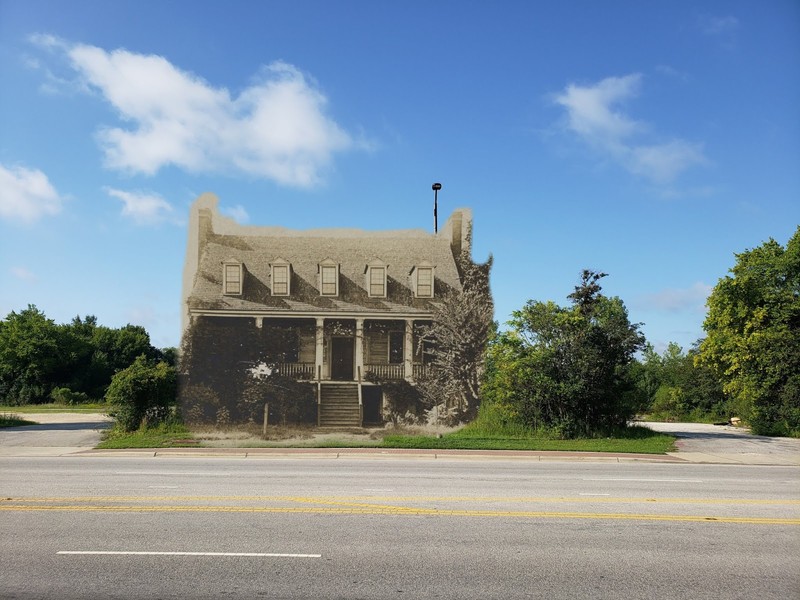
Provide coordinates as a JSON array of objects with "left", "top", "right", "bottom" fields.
[{"left": 181, "top": 193, "right": 472, "bottom": 427}]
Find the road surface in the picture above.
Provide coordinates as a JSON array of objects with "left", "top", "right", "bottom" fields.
[{"left": 1, "top": 454, "right": 797, "bottom": 599}]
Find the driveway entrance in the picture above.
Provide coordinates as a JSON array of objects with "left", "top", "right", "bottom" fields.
[
  {"left": 0, "top": 413, "right": 111, "bottom": 457},
  {"left": 643, "top": 421, "right": 800, "bottom": 465}
]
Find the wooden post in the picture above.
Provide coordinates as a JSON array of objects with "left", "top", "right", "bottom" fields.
[{"left": 262, "top": 402, "right": 269, "bottom": 437}]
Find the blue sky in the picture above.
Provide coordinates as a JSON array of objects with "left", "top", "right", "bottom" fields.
[{"left": 1, "top": 0, "right": 798, "bottom": 351}]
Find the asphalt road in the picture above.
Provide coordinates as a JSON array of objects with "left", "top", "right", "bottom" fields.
[
  {"left": 0, "top": 413, "right": 111, "bottom": 456},
  {"left": 1, "top": 455, "right": 798, "bottom": 600},
  {"left": 644, "top": 421, "right": 800, "bottom": 465}
]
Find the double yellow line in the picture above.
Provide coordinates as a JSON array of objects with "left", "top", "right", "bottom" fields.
[{"left": 2, "top": 495, "right": 798, "bottom": 525}]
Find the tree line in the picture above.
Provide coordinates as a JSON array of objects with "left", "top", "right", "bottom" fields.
[
  {"left": 0, "top": 305, "right": 175, "bottom": 406},
  {"left": 480, "top": 226, "right": 799, "bottom": 438}
]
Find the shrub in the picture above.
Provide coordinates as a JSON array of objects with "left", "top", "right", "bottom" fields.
[
  {"left": 179, "top": 383, "right": 223, "bottom": 425},
  {"left": 105, "top": 355, "right": 177, "bottom": 431},
  {"left": 49, "top": 386, "right": 91, "bottom": 405},
  {"left": 241, "top": 377, "right": 316, "bottom": 426}
]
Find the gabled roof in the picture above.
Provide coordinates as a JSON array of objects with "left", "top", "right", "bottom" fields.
[{"left": 184, "top": 194, "right": 470, "bottom": 318}]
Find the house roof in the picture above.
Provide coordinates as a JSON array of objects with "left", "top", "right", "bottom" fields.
[{"left": 185, "top": 196, "right": 467, "bottom": 318}]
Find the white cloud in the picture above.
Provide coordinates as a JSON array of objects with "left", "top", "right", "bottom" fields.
[
  {"left": 220, "top": 204, "right": 250, "bottom": 224},
  {"left": 637, "top": 282, "right": 713, "bottom": 313},
  {"left": 555, "top": 74, "right": 643, "bottom": 145},
  {"left": 698, "top": 15, "right": 739, "bottom": 36},
  {"left": 630, "top": 141, "right": 707, "bottom": 183},
  {"left": 0, "top": 163, "right": 63, "bottom": 223},
  {"left": 11, "top": 266, "right": 37, "bottom": 282},
  {"left": 105, "top": 188, "right": 175, "bottom": 225},
  {"left": 553, "top": 74, "right": 707, "bottom": 183},
  {"left": 33, "top": 37, "right": 362, "bottom": 187}
]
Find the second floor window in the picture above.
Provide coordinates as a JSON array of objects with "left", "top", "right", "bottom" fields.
[
  {"left": 368, "top": 266, "right": 386, "bottom": 297},
  {"left": 416, "top": 267, "right": 433, "bottom": 298},
  {"left": 320, "top": 264, "right": 338, "bottom": 296},
  {"left": 223, "top": 262, "right": 242, "bottom": 295},
  {"left": 271, "top": 262, "right": 290, "bottom": 296}
]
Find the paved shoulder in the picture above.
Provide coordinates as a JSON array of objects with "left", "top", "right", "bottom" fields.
[
  {"left": 0, "top": 412, "right": 111, "bottom": 457},
  {"left": 643, "top": 421, "right": 800, "bottom": 466}
]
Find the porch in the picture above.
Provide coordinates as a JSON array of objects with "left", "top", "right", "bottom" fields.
[{"left": 270, "top": 317, "right": 432, "bottom": 384}]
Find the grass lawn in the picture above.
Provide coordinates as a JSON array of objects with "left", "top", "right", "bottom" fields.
[
  {"left": 0, "top": 413, "right": 37, "bottom": 427},
  {"left": 0, "top": 403, "right": 108, "bottom": 414},
  {"left": 98, "top": 422, "right": 676, "bottom": 454},
  {"left": 381, "top": 432, "right": 675, "bottom": 454},
  {"left": 97, "top": 422, "right": 197, "bottom": 449}
]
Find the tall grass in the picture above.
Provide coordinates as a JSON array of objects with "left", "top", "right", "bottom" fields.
[{"left": 0, "top": 413, "right": 36, "bottom": 427}]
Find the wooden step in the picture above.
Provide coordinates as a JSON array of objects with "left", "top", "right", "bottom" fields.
[{"left": 319, "top": 384, "right": 361, "bottom": 427}]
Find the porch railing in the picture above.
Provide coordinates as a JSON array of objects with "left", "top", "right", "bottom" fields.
[
  {"left": 412, "top": 363, "right": 431, "bottom": 379},
  {"left": 364, "top": 364, "right": 404, "bottom": 380},
  {"left": 277, "top": 362, "right": 315, "bottom": 379}
]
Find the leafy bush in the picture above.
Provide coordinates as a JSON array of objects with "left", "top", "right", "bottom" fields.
[
  {"left": 105, "top": 355, "right": 177, "bottom": 431},
  {"left": 179, "top": 383, "right": 224, "bottom": 425},
  {"left": 49, "top": 386, "right": 91, "bottom": 405},
  {"left": 649, "top": 386, "right": 685, "bottom": 420},
  {"left": 483, "top": 271, "right": 645, "bottom": 438},
  {"left": 241, "top": 376, "right": 316, "bottom": 426}
]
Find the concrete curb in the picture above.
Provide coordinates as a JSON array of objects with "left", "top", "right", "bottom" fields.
[{"left": 75, "top": 446, "right": 689, "bottom": 463}]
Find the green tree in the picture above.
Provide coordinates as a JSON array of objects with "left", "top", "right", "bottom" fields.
[
  {"left": 632, "top": 341, "right": 727, "bottom": 422},
  {"left": 105, "top": 355, "right": 177, "bottom": 431},
  {"left": 415, "top": 251, "right": 494, "bottom": 421},
  {"left": 483, "top": 271, "right": 644, "bottom": 437},
  {"left": 0, "top": 305, "right": 63, "bottom": 404},
  {"left": 0, "top": 307, "right": 166, "bottom": 405},
  {"left": 698, "top": 227, "right": 800, "bottom": 436}
]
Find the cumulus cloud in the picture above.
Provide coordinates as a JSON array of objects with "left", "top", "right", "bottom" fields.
[
  {"left": 105, "top": 188, "right": 176, "bottom": 225},
  {"left": 31, "top": 36, "right": 362, "bottom": 187},
  {"left": 0, "top": 163, "right": 63, "bottom": 223},
  {"left": 637, "top": 282, "right": 713, "bottom": 313},
  {"left": 553, "top": 74, "right": 707, "bottom": 183}
]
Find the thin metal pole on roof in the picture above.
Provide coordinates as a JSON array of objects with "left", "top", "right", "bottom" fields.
[{"left": 432, "top": 182, "right": 442, "bottom": 233}]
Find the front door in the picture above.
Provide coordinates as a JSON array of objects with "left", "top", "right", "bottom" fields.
[{"left": 331, "top": 337, "right": 354, "bottom": 380}]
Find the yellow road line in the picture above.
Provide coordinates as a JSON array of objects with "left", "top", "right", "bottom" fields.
[
  {"left": 4, "top": 495, "right": 799, "bottom": 505},
  {"left": 1, "top": 504, "right": 798, "bottom": 525}
]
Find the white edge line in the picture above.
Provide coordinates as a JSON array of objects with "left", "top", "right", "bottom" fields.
[
  {"left": 58, "top": 551, "right": 321, "bottom": 558},
  {"left": 582, "top": 478, "right": 703, "bottom": 483}
]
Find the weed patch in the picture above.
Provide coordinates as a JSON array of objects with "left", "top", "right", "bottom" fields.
[
  {"left": 0, "top": 403, "right": 108, "bottom": 414},
  {"left": 0, "top": 413, "right": 36, "bottom": 427}
]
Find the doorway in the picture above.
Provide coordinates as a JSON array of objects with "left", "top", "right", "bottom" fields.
[{"left": 331, "top": 337, "right": 355, "bottom": 380}]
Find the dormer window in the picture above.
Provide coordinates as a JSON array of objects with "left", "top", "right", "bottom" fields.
[
  {"left": 411, "top": 262, "right": 434, "bottom": 298},
  {"left": 319, "top": 259, "right": 339, "bottom": 297},
  {"left": 365, "top": 259, "right": 387, "bottom": 298},
  {"left": 223, "top": 260, "right": 243, "bottom": 296},
  {"left": 270, "top": 259, "right": 291, "bottom": 296}
]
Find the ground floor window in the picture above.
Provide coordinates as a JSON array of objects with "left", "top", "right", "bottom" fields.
[{"left": 389, "top": 331, "right": 404, "bottom": 364}]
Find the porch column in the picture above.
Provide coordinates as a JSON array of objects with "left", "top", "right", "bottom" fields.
[
  {"left": 404, "top": 319, "right": 414, "bottom": 380},
  {"left": 355, "top": 318, "right": 364, "bottom": 381},
  {"left": 315, "top": 317, "right": 324, "bottom": 380},
  {"left": 254, "top": 316, "right": 263, "bottom": 329}
]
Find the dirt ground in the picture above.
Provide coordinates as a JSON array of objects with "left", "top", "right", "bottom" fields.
[{"left": 193, "top": 422, "right": 461, "bottom": 447}]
